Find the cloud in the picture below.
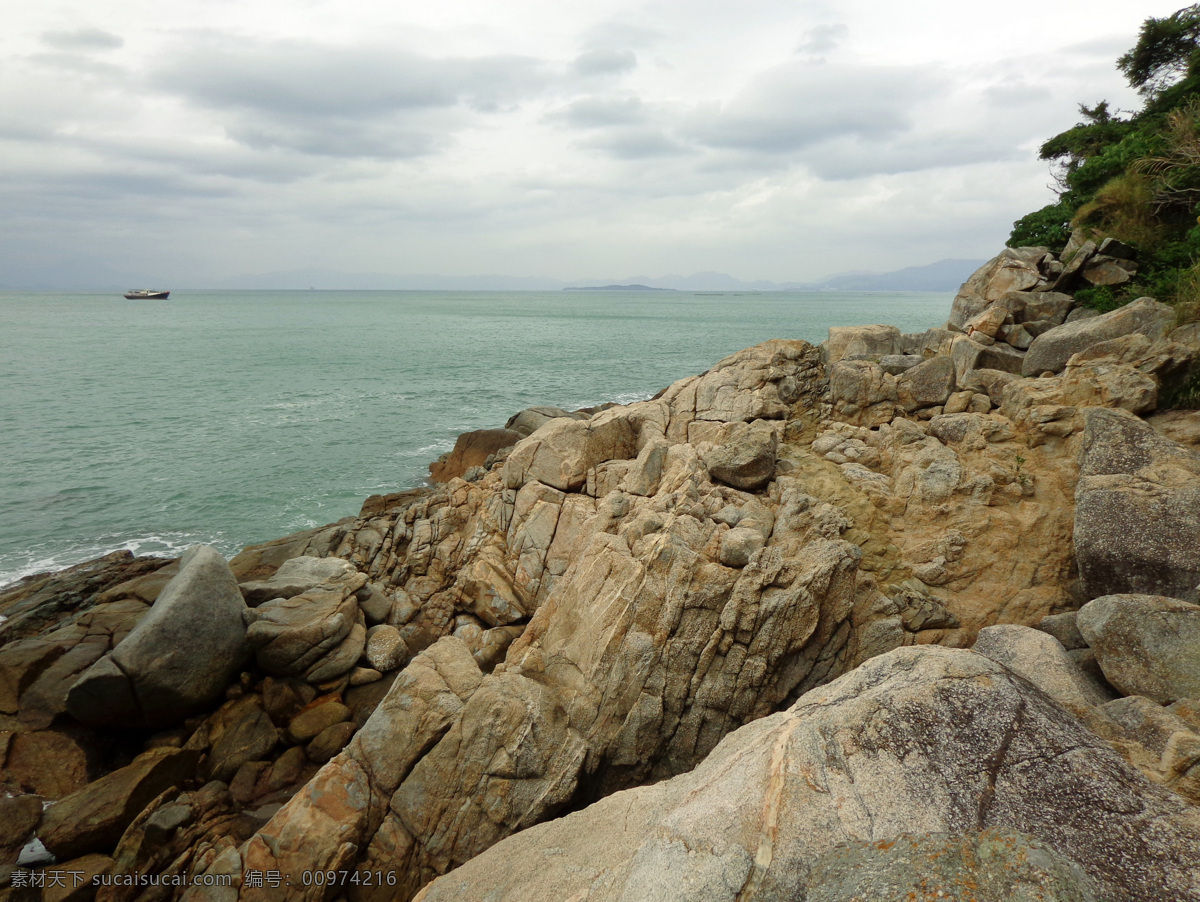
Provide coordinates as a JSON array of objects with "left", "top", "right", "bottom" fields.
[
  {"left": 572, "top": 49, "right": 637, "bottom": 77},
  {"left": 581, "top": 127, "right": 691, "bottom": 160},
  {"left": 150, "top": 37, "right": 555, "bottom": 158},
  {"left": 40, "top": 28, "right": 123, "bottom": 52},
  {"left": 796, "top": 23, "right": 848, "bottom": 58},
  {"left": 551, "top": 96, "right": 651, "bottom": 128},
  {"left": 686, "top": 62, "right": 938, "bottom": 155}
]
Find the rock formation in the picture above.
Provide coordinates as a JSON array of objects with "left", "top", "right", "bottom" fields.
[{"left": 2, "top": 234, "right": 1200, "bottom": 899}]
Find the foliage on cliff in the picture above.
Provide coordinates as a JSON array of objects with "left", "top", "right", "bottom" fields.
[{"left": 1009, "top": 4, "right": 1200, "bottom": 314}]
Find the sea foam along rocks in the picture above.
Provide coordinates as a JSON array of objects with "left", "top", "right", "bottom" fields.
[
  {"left": 66, "top": 545, "right": 250, "bottom": 728},
  {"left": 412, "top": 645, "right": 1200, "bottom": 902}
]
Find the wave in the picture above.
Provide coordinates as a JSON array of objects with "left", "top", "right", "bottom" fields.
[{"left": 0, "top": 532, "right": 237, "bottom": 592}]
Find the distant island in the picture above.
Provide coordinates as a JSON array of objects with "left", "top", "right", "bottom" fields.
[{"left": 562, "top": 284, "right": 677, "bottom": 291}]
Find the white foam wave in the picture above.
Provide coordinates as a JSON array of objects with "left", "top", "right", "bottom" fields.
[{"left": 0, "top": 533, "right": 236, "bottom": 591}]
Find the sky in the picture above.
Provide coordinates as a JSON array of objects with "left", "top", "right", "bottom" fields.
[{"left": 0, "top": 1, "right": 1189, "bottom": 286}]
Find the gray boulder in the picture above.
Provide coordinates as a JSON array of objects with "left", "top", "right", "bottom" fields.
[
  {"left": 239, "top": 555, "right": 359, "bottom": 606},
  {"left": 896, "top": 355, "right": 956, "bottom": 412},
  {"left": 1075, "top": 408, "right": 1200, "bottom": 601},
  {"left": 879, "top": 353, "right": 923, "bottom": 375},
  {"left": 1036, "top": 611, "right": 1087, "bottom": 650},
  {"left": 1022, "top": 298, "right": 1175, "bottom": 376},
  {"left": 505, "top": 406, "right": 587, "bottom": 438},
  {"left": 247, "top": 585, "right": 362, "bottom": 680},
  {"left": 950, "top": 336, "right": 1025, "bottom": 384},
  {"left": 1004, "top": 289, "right": 1074, "bottom": 325},
  {"left": 67, "top": 546, "right": 249, "bottom": 728},
  {"left": 823, "top": 324, "right": 902, "bottom": 364},
  {"left": 806, "top": 831, "right": 1098, "bottom": 902},
  {"left": 1052, "top": 238, "right": 1097, "bottom": 292},
  {"left": 703, "top": 420, "right": 778, "bottom": 490},
  {"left": 949, "top": 247, "right": 1052, "bottom": 329},
  {"left": 973, "top": 624, "right": 1114, "bottom": 714},
  {"left": 1083, "top": 254, "right": 1137, "bottom": 287},
  {"left": 1077, "top": 594, "right": 1200, "bottom": 704},
  {"left": 413, "top": 646, "right": 1200, "bottom": 902},
  {"left": 961, "top": 368, "right": 1021, "bottom": 407},
  {"left": 828, "top": 360, "right": 898, "bottom": 426}
]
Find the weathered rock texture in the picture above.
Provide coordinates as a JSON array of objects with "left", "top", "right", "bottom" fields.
[
  {"left": 4, "top": 239, "right": 1200, "bottom": 901},
  {"left": 66, "top": 545, "right": 249, "bottom": 728},
  {"left": 1075, "top": 408, "right": 1200, "bottom": 602},
  {"left": 413, "top": 646, "right": 1200, "bottom": 902}
]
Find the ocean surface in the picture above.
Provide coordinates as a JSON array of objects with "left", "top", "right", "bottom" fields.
[{"left": 0, "top": 289, "right": 951, "bottom": 588}]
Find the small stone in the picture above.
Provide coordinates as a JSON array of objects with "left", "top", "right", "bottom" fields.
[
  {"left": 261, "top": 677, "right": 316, "bottom": 725},
  {"left": 306, "top": 722, "right": 357, "bottom": 764},
  {"left": 1036, "top": 612, "right": 1087, "bottom": 651},
  {"left": 229, "top": 760, "right": 270, "bottom": 805},
  {"left": 287, "top": 700, "right": 351, "bottom": 744},
  {"left": 349, "top": 667, "right": 383, "bottom": 686},
  {"left": 719, "top": 528, "right": 765, "bottom": 568},
  {"left": 364, "top": 625, "right": 409, "bottom": 673},
  {"left": 943, "top": 391, "right": 973, "bottom": 414},
  {"left": 267, "top": 745, "right": 309, "bottom": 792}
]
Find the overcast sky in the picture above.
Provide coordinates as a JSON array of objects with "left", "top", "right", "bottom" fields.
[{"left": 1, "top": 1, "right": 1187, "bottom": 285}]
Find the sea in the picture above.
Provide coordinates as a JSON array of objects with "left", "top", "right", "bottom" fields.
[{"left": 0, "top": 288, "right": 951, "bottom": 588}]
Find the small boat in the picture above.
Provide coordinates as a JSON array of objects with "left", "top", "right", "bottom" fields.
[{"left": 124, "top": 289, "right": 170, "bottom": 300}]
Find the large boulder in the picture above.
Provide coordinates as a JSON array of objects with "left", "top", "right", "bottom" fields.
[
  {"left": 827, "top": 360, "right": 898, "bottom": 426},
  {"left": 950, "top": 335, "right": 1024, "bottom": 384},
  {"left": 1022, "top": 297, "right": 1175, "bottom": 376},
  {"left": 949, "top": 247, "right": 1054, "bottom": 329},
  {"left": 503, "top": 412, "right": 638, "bottom": 492},
  {"left": 1074, "top": 408, "right": 1200, "bottom": 601},
  {"left": 824, "top": 324, "right": 902, "bottom": 364},
  {"left": 239, "top": 555, "right": 360, "bottom": 606},
  {"left": 247, "top": 585, "right": 365, "bottom": 682},
  {"left": 38, "top": 747, "right": 199, "bottom": 860},
  {"left": 896, "top": 355, "right": 956, "bottom": 412},
  {"left": 413, "top": 646, "right": 1200, "bottom": 902},
  {"left": 973, "top": 624, "right": 1114, "bottom": 714},
  {"left": 429, "top": 428, "right": 522, "bottom": 482},
  {"left": 66, "top": 546, "right": 250, "bottom": 728},
  {"left": 1077, "top": 594, "right": 1200, "bottom": 704},
  {"left": 702, "top": 420, "right": 778, "bottom": 490},
  {"left": 504, "top": 405, "right": 587, "bottom": 437}
]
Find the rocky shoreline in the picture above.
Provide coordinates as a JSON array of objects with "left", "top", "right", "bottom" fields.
[{"left": 2, "top": 235, "right": 1199, "bottom": 901}]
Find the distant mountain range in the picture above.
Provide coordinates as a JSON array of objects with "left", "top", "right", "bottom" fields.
[{"left": 1, "top": 259, "right": 985, "bottom": 292}]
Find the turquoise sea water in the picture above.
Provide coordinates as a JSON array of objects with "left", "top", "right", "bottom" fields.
[{"left": 0, "top": 289, "right": 951, "bottom": 587}]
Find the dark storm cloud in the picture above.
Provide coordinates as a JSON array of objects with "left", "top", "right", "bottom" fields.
[
  {"left": 150, "top": 37, "right": 555, "bottom": 158},
  {"left": 40, "top": 27, "right": 123, "bottom": 51}
]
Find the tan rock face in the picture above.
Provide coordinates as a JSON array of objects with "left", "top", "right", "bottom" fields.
[
  {"left": 206, "top": 332, "right": 1116, "bottom": 899},
  {"left": 428, "top": 428, "right": 522, "bottom": 483},
  {"left": 413, "top": 646, "right": 1200, "bottom": 902},
  {"left": 17, "top": 295, "right": 1200, "bottom": 902}
]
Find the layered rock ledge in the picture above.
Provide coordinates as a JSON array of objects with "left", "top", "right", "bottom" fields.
[{"left": 2, "top": 235, "right": 1200, "bottom": 900}]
